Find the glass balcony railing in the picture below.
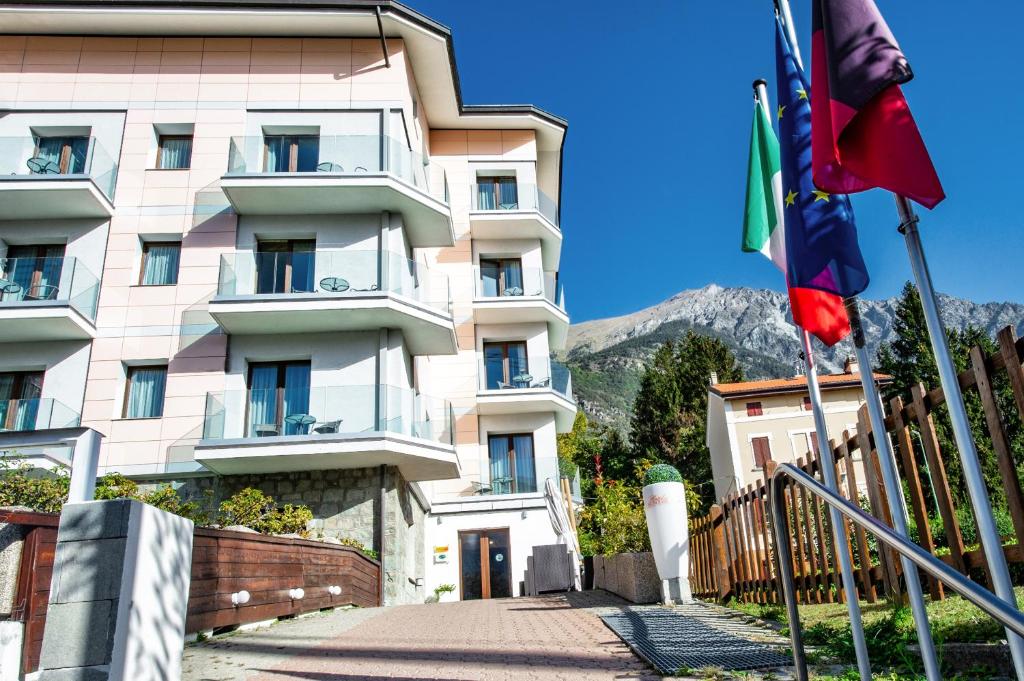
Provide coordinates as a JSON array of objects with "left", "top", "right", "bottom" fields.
[
  {"left": 473, "top": 266, "right": 564, "bottom": 309},
  {"left": 0, "top": 136, "right": 118, "bottom": 200},
  {"left": 0, "top": 397, "right": 81, "bottom": 432},
  {"left": 225, "top": 134, "right": 448, "bottom": 203},
  {"left": 470, "top": 182, "right": 559, "bottom": 228},
  {"left": 0, "top": 256, "right": 100, "bottom": 321},
  {"left": 469, "top": 455, "right": 561, "bottom": 496},
  {"left": 477, "top": 356, "right": 572, "bottom": 399},
  {"left": 216, "top": 249, "right": 451, "bottom": 315},
  {"left": 201, "top": 384, "right": 454, "bottom": 446}
]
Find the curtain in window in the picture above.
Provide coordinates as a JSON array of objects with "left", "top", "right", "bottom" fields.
[
  {"left": 248, "top": 366, "right": 277, "bottom": 435},
  {"left": 477, "top": 182, "right": 496, "bottom": 210},
  {"left": 142, "top": 245, "right": 180, "bottom": 285},
  {"left": 255, "top": 250, "right": 285, "bottom": 294},
  {"left": 0, "top": 374, "right": 13, "bottom": 429},
  {"left": 159, "top": 138, "right": 192, "bottom": 169},
  {"left": 67, "top": 138, "right": 88, "bottom": 174},
  {"left": 501, "top": 260, "right": 523, "bottom": 295},
  {"left": 39, "top": 255, "right": 63, "bottom": 298},
  {"left": 264, "top": 136, "right": 289, "bottom": 172},
  {"left": 497, "top": 177, "right": 519, "bottom": 209},
  {"left": 508, "top": 343, "right": 528, "bottom": 386},
  {"left": 5, "top": 257, "right": 34, "bottom": 299},
  {"left": 282, "top": 364, "right": 311, "bottom": 435},
  {"left": 127, "top": 368, "right": 166, "bottom": 419},
  {"left": 15, "top": 374, "right": 42, "bottom": 430},
  {"left": 35, "top": 137, "right": 88, "bottom": 174},
  {"left": 489, "top": 437, "right": 512, "bottom": 495},
  {"left": 295, "top": 137, "right": 319, "bottom": 172},
  {"left": 290, "top": 246, "right": 315, "bottom": 293},
  {"left": 512, "top": 435, "right": 536, "bottom": 493},
  {"left": 479, "top": 261, "right": 500, "bottom": 297},
  {"left": 483, "top": 344, "right": 505, "bottom": 389}
]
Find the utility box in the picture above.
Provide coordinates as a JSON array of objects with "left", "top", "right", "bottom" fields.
[{"left": 38, "top": 499, "right": 193, "bottom": 681}]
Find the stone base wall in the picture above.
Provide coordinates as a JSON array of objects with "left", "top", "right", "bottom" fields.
[
  {"left": 174, "top": 465, "right": 427, "bottom": 605},
  {"left": 592, "top": 552, "right": 660, "bottom": 604}
]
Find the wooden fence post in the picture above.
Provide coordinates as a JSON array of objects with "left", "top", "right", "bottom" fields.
[
  {"left": 856, "top": 405, "right": 903, "bottom": 603},
  {"left": 841, "top": 430, "right": 876, "bottom": 603},
  {"left": 709, "top": 504, "right": 732, "bottom": 603}
]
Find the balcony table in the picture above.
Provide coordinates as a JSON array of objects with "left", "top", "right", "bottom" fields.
[
  {"left": 284, "top": 413, "right": 316, "bottom": 435},
  {"left": 0, "top": 280, "right": 22, "bottom": 301},
  {"left": 511, "top": 373, "right": 533, "bottom": 389},
  {"left": 320, "top": 276, "right": 350, "bottom": 293},
  {"left": 26, "top": 157, "right": 61, "bottom": 175}
]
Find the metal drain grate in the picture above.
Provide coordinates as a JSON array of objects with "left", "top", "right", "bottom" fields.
[{"left": 600, "top": 606, "right": 792, "bottom": 674}]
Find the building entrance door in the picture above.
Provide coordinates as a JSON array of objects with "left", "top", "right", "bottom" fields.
[{"left": 458, "top": 528, "right": 511, "bottom": 600}]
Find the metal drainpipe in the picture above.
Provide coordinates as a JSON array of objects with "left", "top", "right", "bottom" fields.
[{"left": 378, "top": 464, "right": 387, "bottom": 605}]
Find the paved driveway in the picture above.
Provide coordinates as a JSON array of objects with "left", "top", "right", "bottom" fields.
[{"left": 182, "top": 592, "right": 661, "bottom": 681}]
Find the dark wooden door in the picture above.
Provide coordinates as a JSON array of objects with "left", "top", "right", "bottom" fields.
[{"left": 459, "top": 528, "right": 511, "bottom": 600}]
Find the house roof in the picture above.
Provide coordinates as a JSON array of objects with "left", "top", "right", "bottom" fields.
[{"left": 709, "top": 372, "right": 891, "bottom": 400}]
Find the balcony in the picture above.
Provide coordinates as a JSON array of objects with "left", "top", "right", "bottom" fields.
[
  {"left": 208, "top": 250, "right": 456, "bottom": 355},
  {"left": 220, "top": 135, "right": 454, "bottom": 248},
  {"left": 469, "top": 182, "right": 561, "bottom": 269},
  {"left": 194, "top": 384, "right": 459, "bottom": 481},
  {"left": 476, "top": 357, "right": 576, "bottom": 431},
  {"left": 471, "top": 267, "right": 569, "bottom": 350},
  {"left": 0, "top": 136, "right": 117, "bottom": 219},
  {"left": 0, "top": 397, "right": 81, "bottom": 433},
  {"left": 0, "top": 256, "right": 99, "bottom": 341}
]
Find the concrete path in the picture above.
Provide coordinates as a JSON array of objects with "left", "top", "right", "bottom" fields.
[{"left": 182, "top": 591, "right": 661, "bottom": 681}]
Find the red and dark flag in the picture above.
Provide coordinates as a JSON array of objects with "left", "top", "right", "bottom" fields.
[{"left": 811, "top": 0, "right": 945, "bottom": 208}]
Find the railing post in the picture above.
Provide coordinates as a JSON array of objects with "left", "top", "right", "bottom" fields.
[{"left": 709, "top": 504, "right": 731, "bottom": 603}]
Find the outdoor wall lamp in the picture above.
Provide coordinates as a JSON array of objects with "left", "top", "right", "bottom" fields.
[
  {"left": 288, "top": 588, "right": 305, "bottom": 600},
  {"left": 231, "top": 590, "right": 250, "bottom": 606},
  {"left": 328, "top": 585, "right": 342, "bottom": 596}
]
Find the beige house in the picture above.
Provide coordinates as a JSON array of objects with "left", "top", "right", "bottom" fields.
[{"left": 705, "top": 359, "right": 889, "bottom": 501}]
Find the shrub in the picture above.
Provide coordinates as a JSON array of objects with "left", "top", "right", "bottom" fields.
[
  {"left": 140, "top": 484, "right": 212, "bottom": 526},
  {"left": 335, "top": 536, "right": 378, "bottom": 560},
  {"left": 94, "top": 472, "right": 139, "bottom": 500},
  {"left": 643, "top": 463, "right": 682, "bottom": 486},
  {"left": 218, "top": 487, "right": 313, "bottom": 537},
  {"left": 578, "top": 479, "right": 650, "bottom": 556},
  {"left": 433, "top": 583, "right": 456, "bottom": 599},
  {"left": 0, "top": 460, "right": 69, "bottom": 513}
]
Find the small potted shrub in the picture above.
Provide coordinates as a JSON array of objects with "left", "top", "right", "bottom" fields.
[
  {"left": 642, "top": 464, "right": 692, "bottom": 604},
  {"left": 433, "top": 583, "right": 456, "bottom": 603}
]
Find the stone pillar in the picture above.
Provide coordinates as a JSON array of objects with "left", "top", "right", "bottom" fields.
[{"left": 38, "top": 499, "right": 193, "bottom": 681}]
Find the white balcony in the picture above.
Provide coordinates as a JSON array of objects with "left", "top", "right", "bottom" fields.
[
  {"left": 220, "top": 135, "right": 454, "bottom": 248},
  {"left": 468, "top": 182, "right": 561, "bottom": 269},
  {"left": 194, "top": 384, "right": 459, "bottom": 482},
  {"left": 207, "top": 250, "right": 457, "bottom": 355},
  {"left": 475, "top": 357, "right": 576, "bottom": 432},
  {"left": 0, "top": 136, "right": 117, "bottom": 219},
  {"left": 471, "top": 267, "right": 569, "bottom": 350},
  {"left": 0, "top": 256, "right": 99, "bottom": 341}
]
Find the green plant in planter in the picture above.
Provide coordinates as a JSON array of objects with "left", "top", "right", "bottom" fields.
[
  {"left": 643, "top": 463, "right": 682, "bottom": 486},
  {"left": 433, "top": 583, "right": 456, "bottom": 600}
]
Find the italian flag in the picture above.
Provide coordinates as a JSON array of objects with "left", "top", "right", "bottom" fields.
[{"left": 743, "top": 98, "right": 851, "bottom": 347}]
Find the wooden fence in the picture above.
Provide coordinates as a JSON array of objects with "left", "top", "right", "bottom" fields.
[{"left": 690, "top": 325, "right": 1024, "bottom": 605}]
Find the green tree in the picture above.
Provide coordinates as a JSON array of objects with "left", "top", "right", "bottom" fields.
[{"left": 629, "top": 332, "right": 743, "bottom": 511}]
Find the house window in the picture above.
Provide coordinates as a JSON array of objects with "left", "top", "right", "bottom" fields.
[
  {"left": 794, "top": 431, "right": 820, "bottom": 458},
  {"left": 2, "top": 244, "right": 65, "bottom": 300},
  {"left": 487, "top": 433, "right": 536, "bottom": 494},
  {"left": 0, "top": 371, "right": 44, "bottom": 431},
  {"left": 156, "top": 135, "right": 193, "bottom": 169},
  {"left": 476, "top": 175, "right": 518, "bottom": 210},
  {"left": 255, "top": 240, "right": 315, "bottom": 294},
  {"left": 746, "top": 401, "right": 763, "bottom": 417},
  {"left": 802, "top": 396, "right": 813, "bottom": 411},
  {"left": 32, "top": 135, "right": 88, "bottom": 174},
  {"left": 479, "top": 258, "right": 524, "bottom": 297},
  {"left": 752, "top": 436, "right": 772, "bottom": 468},
  {"left": 263, "top": 135, "right": 319, "bottom": 172},
  {"left": 124, "top": 366, "right": 167, "bottom": 419},
  {"left": 246, "top": 361, "right": 311, "bottom": 437},
  {"left": 140, "top": 242, "right": 181, "bottom": 286},
  {"left": 483, "top": 341, "right": 529, "bottom": 389}
]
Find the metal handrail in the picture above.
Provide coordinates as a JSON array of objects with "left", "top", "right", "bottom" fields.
[{"left": 770, "top": 463, "right": 1024, "bottom": 680}]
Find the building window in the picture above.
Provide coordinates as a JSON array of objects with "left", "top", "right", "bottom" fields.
[
  {"left": 32, "top": 135, "right": 88, "bottom": 174},
  {"left": 803, "top": 396, "right": 813, "bottom": 411},
  {"left": 263, "top": 135, "right": 319, "bottom": 172},
  {"left": 752, "top": 436, "right": 772, "bottom": 468},
  {"left": 246, "top": 361, "right": 311, "bottom": 437},
  {"left": 746, "top": 401, "right": 763, "bottom": 417},
  {"left": 156, "top": 135, "right": 193, "bottom": 169},
  {"left": 483, "top": 341, "right": 529, "bottom": 389},
  {"left": 487, "top": 433, "right": 536, "bottom": 494},
  {"left": 140, "top": 242, "right": 181, "bottom": 286},
  {"left": 124, "top": 366, "right": 167, "bottom": 419},
  {"left": 475, "top": 175, "right": 518, "bottom": 210},
  {"left": 0, "top": 371, "right": 44, "bottom": 431},
  {"left": 255, "top": 240, "right": 315, "bottom": 294},
  {"left": 794, "top": 431, "right": 820, "bottom": 458},
  {"left": 3, "top": 244, "right": 65, "bottom": 300},
  {"left": 479, "top": 258, "right": 524, "bottom": 297}
]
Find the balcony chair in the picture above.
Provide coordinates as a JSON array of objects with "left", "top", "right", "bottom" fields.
[
  {"left": 0, "top": 281, "right": 22, "bottom": 301},
  {"left": 316, "top": 162, "right": 343, "bottom": 173},
  {"left": 24, "top": 284, "right": 59, "bottom": 301},
  {"left": 253, "top": 423, "right": 279, "bottom": 437},
  {"left": 530, "top": 377, "right": 551, "bottom": 389},
  {"left": 312, "top": 419, "right": 341, "bottom": 435},
  {"left": 501, "top": 286, "right": 523, "bottom": 297}
]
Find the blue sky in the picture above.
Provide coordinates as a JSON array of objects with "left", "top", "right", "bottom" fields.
[{"left": 413, "top": 1, "right": 1023, "bottom": 322}]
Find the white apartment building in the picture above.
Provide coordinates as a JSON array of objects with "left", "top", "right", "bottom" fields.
[{"left": 0, "top": 0, "right": 575, "bottom": 604}]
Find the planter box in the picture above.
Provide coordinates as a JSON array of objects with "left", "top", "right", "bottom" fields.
[{"left": 589, "top": 552, "right": 660, "bottom": 604}]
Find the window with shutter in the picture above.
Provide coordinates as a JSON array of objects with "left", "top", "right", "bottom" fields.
[
  {"left": 746, "top": 401, "right": 763, "bottom": 417},
  {"left": 752, "top": 436, "right": 772, "bottom": 468}
]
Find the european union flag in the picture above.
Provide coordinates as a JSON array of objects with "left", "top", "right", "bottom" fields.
[{"left": 775, "top": 19, "right": 869, "bottom": 299}]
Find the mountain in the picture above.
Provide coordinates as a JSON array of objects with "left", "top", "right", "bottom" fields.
[{"left": 563, "top": 284, "right": 1024, "bottom": 433}]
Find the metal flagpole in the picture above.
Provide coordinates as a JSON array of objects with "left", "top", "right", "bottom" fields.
[
  {"left": 844, "top": 297, "right": 941, "bottom": 680},
  {"left": 897, "top": 196, "right": 1024, "bottom": 679},
  {"left": 755, "top": 73, "right": 870, "bottom": 680}
]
